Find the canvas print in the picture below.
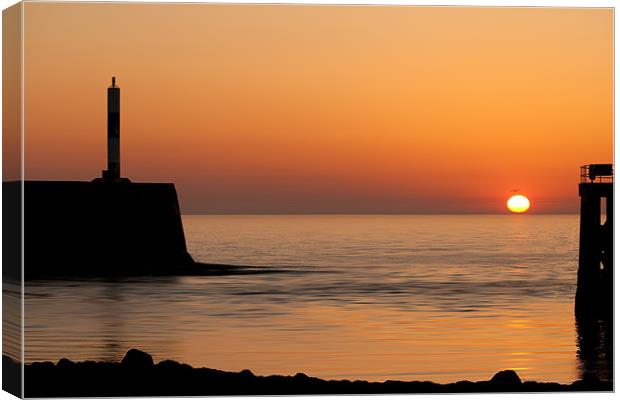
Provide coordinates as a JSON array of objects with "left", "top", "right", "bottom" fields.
[{"left": 2, "top": 2, "right": 614, "bottom": 397}]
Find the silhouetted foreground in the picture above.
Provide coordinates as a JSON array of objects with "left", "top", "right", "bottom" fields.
[
  {"left": 1, "top": 181, "right": 289, "bottom": 281},
  {"left": 15, "top": 180, "right": 193, "bottom": 280},
  {"left": 8, "top": 349, "right": 611, "bottom": 397},
  {"left": 3, "top": 181, "right": 294, "bottom": 281}
]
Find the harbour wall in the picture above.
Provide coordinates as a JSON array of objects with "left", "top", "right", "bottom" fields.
[{"left": 6, "top": 180, "right": 194, "bottom": 279}]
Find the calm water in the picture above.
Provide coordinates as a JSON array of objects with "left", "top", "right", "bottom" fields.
[{"left": 18, "top": 215, "right": 606, "bottom": 383}]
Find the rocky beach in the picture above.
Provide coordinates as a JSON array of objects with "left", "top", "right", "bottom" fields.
[{"left": 8, "top": 349, "right": 612, "bottom": 397}]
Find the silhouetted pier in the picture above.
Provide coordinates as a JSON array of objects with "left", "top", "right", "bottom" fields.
[
  {"left": 576, "top": 164, "right": 613, "bottom": 317},
  {"left": 7, "top": 78, "right": 193, "bottom": 279}
]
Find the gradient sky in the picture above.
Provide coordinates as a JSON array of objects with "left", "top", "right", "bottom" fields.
[{"left": 22, "top": 4, "right": 613, "bottom": 214}]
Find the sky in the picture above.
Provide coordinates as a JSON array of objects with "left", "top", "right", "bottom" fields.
[{"left": 21, "top": 3, "right": 613, "bottom": 214}]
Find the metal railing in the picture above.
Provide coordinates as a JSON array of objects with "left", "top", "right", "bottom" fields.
[{"left": 580, "top": 164, "right": 613, "bottom": 183}]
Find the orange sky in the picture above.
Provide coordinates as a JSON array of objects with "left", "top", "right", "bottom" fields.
[{"left": 21, "top": 4, "right": 612, "bottom": 214}]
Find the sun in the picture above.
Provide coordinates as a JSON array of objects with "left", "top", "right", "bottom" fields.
[{"left": 507, "top": 195, "right": 530, "bottom": 213}]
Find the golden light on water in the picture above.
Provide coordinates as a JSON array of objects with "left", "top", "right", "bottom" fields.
[{"left": 507, "top": 195, "right": 531, "bottom": 213}]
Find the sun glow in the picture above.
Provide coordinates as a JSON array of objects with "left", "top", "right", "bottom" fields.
[{"left": 507, "top": 195, "right": 530, "bottom": 213}]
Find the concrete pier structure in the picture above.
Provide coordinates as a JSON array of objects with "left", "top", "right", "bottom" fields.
[
  {"left": 6, "top": 78, "right": 197, "bottom": 279},
  {"left": 15, "top": 180, "right": 194, "bottom": 279},
  {"left": 575, "top": 164, "right": 613, "bottom": 317}
]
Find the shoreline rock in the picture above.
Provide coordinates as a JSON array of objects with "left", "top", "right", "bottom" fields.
[{"left": 4, "top": 349, "right": 612, "bottom": 397}]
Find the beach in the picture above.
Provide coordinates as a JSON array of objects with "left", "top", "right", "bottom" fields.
[{"left": 9, "top": 349, "right": 612, "bottom": 397}]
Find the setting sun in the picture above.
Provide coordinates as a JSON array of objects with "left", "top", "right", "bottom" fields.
[{"left": 507, "top": 195, "right": 531, "bottom": 213}]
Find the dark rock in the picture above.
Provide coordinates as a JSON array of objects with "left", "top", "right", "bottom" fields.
[
  {"left": 57, "top": 358, "right": 75, "bottom": 368},
  {"left": 239, "top": 369, "right": 255, "bottom": 378},
  {"left": 22, "top": 350, "right": 612, "bottom": 397},
  {"left": 30, "top": 361, "right": 55, "bottom": 369},
  {"left": 490, "top": 370, "right": 522, "bottom": 385},
  {"left": 157, "top": 359, "right": 181, "bottom": 368},
  {"left": 570, "top": 374, "right": 607, "bottom": 391},
  {"left": 122, "top": 349, "right": 154, "bottom": 368}
]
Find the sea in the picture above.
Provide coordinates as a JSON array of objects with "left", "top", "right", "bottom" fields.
[{"left": 13, "top": 215, "right": 611, "bottom": 384}]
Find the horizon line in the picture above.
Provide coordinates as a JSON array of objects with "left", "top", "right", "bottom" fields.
[{"left": 181, "top": 212, "right": 581, "bottom": 216}]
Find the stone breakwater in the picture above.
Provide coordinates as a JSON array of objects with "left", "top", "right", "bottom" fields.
[{"left": 5, "top": 349, "right": 612, "bottom": 397}]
